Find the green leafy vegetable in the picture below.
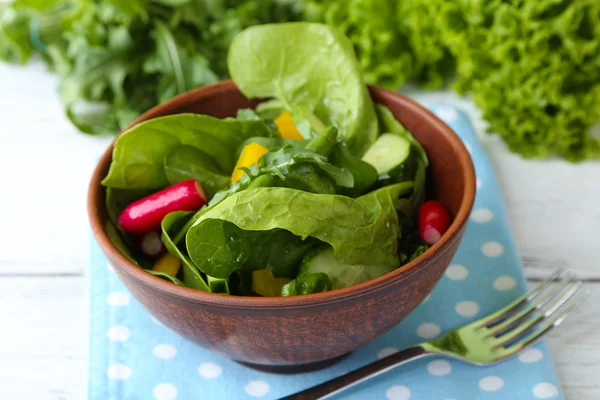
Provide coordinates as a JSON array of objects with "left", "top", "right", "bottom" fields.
[
  {"left": 207, "top": 275, "right": 230, "bottom": 294},
  {"left": 259, "top": 146, "right": 354, "bottom": 189},
  {"left": 187, "top": 182, "right": 414, "bottom": 278},
  {"left": 281, "top": 272, "right": 332, "bottom": 296},
  {"left": 164, "top": 145, "right": 230, "bottom": 199},
  {"left": 297, "top": 246, "right": 395, "bottom": 290},
  {"left": 0, "top": 0, "right": 301, "bottom": 134},
  {"left": 147, "top": 270, "right": 185, "bottom": 286},
  {"left": 102, "top": 114, "right": 271, "bottom": 190},
  {"left": 228, "top": 22, "right": 379, "bottom": 155},
  {"left": 329, "top": 142, "right": 378, "bottom": 197},
  {"left": 161, "top": 211, "right": 210, "bottom": 292},
  {"left": 105, "top": 220, "right": 139, "bottom": 266},
  {"left": 185, "top": 219, "right": 317, "bottom": 279},
  {"left": 105, "top": 188, "right": 151, "bottom": 226}
]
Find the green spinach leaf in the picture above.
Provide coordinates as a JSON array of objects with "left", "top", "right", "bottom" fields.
[
  {"left": 207, "top": 275, "right": 230, "bottom": 294},
  {"left": 329, "top": 142, "right": 378, "bottom": 196},
  {"left": 147, "top": 270, "right": 185, "bottom": 286},
  {"left": 228, "top": 22, "right": 378, "bottom": 155},
  {"left": 185, "top": 219, "right": 316, "bottom": 279},
  {"left": 260, "top": 144, "right": 353, "bottom": 188},
  {"left": 105, "top": 220, "right": 139, "bottom": 266},
  {"left": 102, "top": 113, "right": 271, "bottom": 190},
  {"left": 164, "top": 145, "right": 230, "bottom": 199},
  {"left": 105, "top": 187, "right": 151, "bottom": 226},
  {"left": 161, "top": 211, "right": 210, "bottom": 292},
  {"left": 281, "top": 273, "right": 332, "bottom": 296},
  {"left": 187, "top": 182, "right": 414, "bottom": 279}
]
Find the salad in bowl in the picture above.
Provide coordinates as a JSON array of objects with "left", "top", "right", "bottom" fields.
[{"left": 100, "top": 22, "right": 452, "bottom": 298}]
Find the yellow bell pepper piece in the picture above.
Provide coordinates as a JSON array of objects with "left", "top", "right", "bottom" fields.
[
  {"left": 274, "top": 111, "right": 304, "bottom": 140},
  {"left": 152, "top": 253, "right": 181, "bottom": 277},
  {"left": 231, "top": 142, "right": 269, "bottom": 183},
  {"left": 251, "top": 269, "right": 292, "bottom": 297}
]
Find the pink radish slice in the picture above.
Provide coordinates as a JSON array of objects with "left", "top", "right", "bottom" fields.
[
  {"left": 418, "top": 200, "right": 451, "bottom": 245},
  {"left": 118, "top": 180, "right": 207, "bottom": 235},
  {"left": 139, "top": 231, "right": 164, "bottom": 257}
]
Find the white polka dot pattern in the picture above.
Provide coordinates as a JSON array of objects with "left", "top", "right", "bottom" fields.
[
  {"left": 245, "top": 381, "right": 270, "bottom": 398},
  {"left": 519, "top": 348, "right": 544, "bottom": 364},
  {"left": 417, "top": 323, "right": 441, "bottom": 339},
  {"left": 378, "top": 347, "right": 399, "bottom": 359},
  {"left": 153, "top": 383, "right": 178, "bottom": 400},
  {"left": 198, "top": 362, "right": 222, "bottom": 379},
  {"left": 482, "top": 241, "right": 505, "bottom": 257},
  {"left": 494, "top": 276, "right": 517, "bottom": 291},
  {"left": 456, "top": 301, "right": 479, "bottom": 317},
  {"left": 533, "top": 382, "right": 559, "bottom": 398},
  {"left": 427, "top": 360, "right": 452, "bottom": 376},
  {"left": 153, "top": 344, "right": 177, "bottom": 359},
  {"left": 386, "top": 385, "right": 411, "bottom": 400},
  {"left": 446, "top": 265, "right": 468, "bottom": 280},
  {"left": 471, "top": 208, "right": 494, "bottom": 223},
  {"left": 479, "top": 376, "right": 504, "bottom": 392}
]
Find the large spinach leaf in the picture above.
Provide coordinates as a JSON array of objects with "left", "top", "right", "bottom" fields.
[
  {"left": 184, "top": 219, "right": 317, "bottom": 279},
  {"left": 228, "top": 22, "right": 378, "bottom": 156},
  {"left": 147, "top": 270, "right": 185, "bottom": 286},
  {"left": 102, "top": 113, "right": 271, "bottom": 190},
  {"left": 164, "top": 145, "right": 230, "bottom": 199},
  {"left": 329, "top": 142, "right": 378, "bottom": 196},
  {"left": 105, "top": 220, "right": 139, "bottom": 266},
  {"left": 161, "top": 211, "right": 210, "bottom": 292},
  {"left": 186, "top": 182, "right": 414, "bottom": 278},
  {"left": 260, "top": 145, "right": 353, "bottom": 189}
]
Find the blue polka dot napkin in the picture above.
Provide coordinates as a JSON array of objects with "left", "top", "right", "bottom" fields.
[{"left": 89, "top": 105, "right": 564, "bottom": 400}]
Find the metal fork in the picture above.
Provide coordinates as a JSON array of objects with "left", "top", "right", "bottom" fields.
[{"left": 282, "top": 268, "right": 589, "bottom": 400}]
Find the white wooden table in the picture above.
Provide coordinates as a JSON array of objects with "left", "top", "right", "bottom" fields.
[{"left": 0, "top": 62, "right": 598, "bottom": 400}]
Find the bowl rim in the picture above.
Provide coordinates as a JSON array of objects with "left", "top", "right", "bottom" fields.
[{"left": 88, "top": 80, "right": 476, "bottom": 309}]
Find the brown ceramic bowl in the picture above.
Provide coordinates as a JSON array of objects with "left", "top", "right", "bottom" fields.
[{"left": 88, "top": 81, "right": 475, "bottom": 371}]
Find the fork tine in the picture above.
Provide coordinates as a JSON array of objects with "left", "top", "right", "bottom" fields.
[
  {"left": 478, "top": 268, "right": 566, "bottom": 328},
  {"left": 493, "top": 281, "right": 584, "bottom": 349},
  {"left": 486, "top": 272, "right": 577, "bottom": 337},
  {"left": 502, "top": 289, "right": 590, "bottom": 356}
]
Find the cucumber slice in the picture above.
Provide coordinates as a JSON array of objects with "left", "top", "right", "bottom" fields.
[
  {"left": 300, "top": 247, "right": 395, "bottom": 290},
  {"left": 361, "top": 133, "right": 411, "bottom": 174}
]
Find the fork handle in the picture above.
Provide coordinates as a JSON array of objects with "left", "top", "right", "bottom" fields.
[{"left": 279, "top": 346, "right": 429, "bottom": 400}]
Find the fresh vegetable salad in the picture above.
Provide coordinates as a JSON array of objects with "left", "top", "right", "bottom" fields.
[{"left": 102, "top": 23, "right": 451, "bottom": 297}]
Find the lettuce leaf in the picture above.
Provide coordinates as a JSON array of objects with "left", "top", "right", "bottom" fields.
[{"left": 186, "top": 182, "right": 414, "bottom": 278}]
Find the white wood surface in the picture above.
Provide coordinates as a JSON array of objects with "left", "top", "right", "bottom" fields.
[{"left": 0, "top": 62, "right": 598, "bottom": 399}]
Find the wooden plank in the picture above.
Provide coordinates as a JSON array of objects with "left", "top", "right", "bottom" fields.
[
  {"left": 0, "top": 62, "right": 112, "bottom": 276},
  {"left": 546, "top": 282, "right": 600, "bottom": 399},
  {"left": 0, "top": 277, "right": 87, "bottom": 400},
  {"left": 0, "top": 276, "right": 598, "bottom": 399}
]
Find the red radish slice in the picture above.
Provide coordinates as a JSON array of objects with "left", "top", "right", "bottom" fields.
[
  {"left": 139, "top": 231, "right": 164, "bottom": 257},
  {"left": 418, "top": 200, "right": 451, "bottom": 245},
  {"left": 118, "top": 180, "right": 207, "bottom": 234}
]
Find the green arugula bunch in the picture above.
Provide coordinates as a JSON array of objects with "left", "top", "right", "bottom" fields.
[{"left": 0, "top": 0, "right": 301, "bottom": 134}]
